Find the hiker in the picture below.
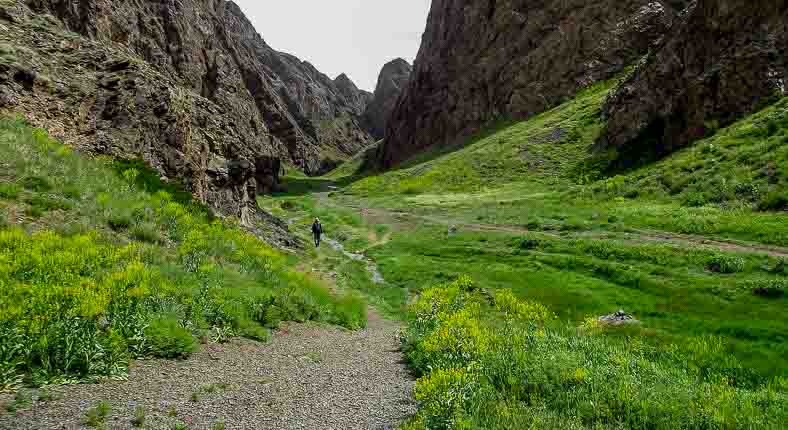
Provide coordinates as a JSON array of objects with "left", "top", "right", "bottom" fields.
[{"left": 311, "top": 218, "right": 323, "bottom": 247}]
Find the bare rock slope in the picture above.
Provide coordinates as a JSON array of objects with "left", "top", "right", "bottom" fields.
[
  {"left": 0, "top": 0, "right": 372, "bottom": 239},
  {"left": 363, "top": 58, "right": 412, "bottom": 140},
  {"left": 379, "top": 0, "right": 689, "bottom": 167}
]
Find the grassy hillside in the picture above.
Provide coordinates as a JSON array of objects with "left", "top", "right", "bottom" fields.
[{"left": 0, "top": 117, "right": 365, "bottom": 389}]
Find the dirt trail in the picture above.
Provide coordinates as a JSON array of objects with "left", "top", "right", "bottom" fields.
[
  {"left": 1, "top": 315, "right": 414, "bottom": 430},
  {"left": 346, "top": 203, "right": 788, "bottom": 258}
]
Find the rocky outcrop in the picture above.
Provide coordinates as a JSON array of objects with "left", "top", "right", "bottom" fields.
[
  {"left": 597, "top": 310, "right": 641, "bottom": 326},
  {"left": 363, "top": 58, "right": 412, "bottom": 140},
  {"left": 379, "top": 0, "right": 689, "bottom": 167},
  {"left": 0, "top": 0, "right": 373, "bottom": 245},
  {"left": 334, "top": 73, "right": 373, "bottom": 116},
  {"left": 600, "top": 0, "right": 788, "bottom": 160}
]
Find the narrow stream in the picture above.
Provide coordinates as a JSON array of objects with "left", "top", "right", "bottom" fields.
[
  {"left": 288, "top": 217, "right": 386, "bottom": 285},
  {"left": 324, "top": 238, "right": 386, "bottom": 285}
]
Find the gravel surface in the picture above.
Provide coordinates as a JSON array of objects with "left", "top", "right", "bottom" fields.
[{"left": 0, "top": 313, "right": 415, "bottom": 430}]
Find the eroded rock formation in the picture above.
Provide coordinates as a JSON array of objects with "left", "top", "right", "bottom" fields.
[
  {"left": 380, "top": 0, "right": 688, "bottom": 167},
  {"left": 363, "top": 58, "right": 412, "bottom": 140},
  {"left": 600, "top": 0, "right": 788, "bottom": 160},
  {"left": 0, "top": 0, "right": 374, "bottom": 245}
]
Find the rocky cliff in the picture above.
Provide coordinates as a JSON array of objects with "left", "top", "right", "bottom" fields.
[
  {"left": 600, "top": 0, "right": 788, "bottom": 161},
  {"left": 363, "top": 58, "right": 412, "bottom": 140},
  {"left": 0, "top": 0, "right": 372, "bottom": 244},
  {"left": 379, "top": 0, "right": 688, "bottom": 167}
]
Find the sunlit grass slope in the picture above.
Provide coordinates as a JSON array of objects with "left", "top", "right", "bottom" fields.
[{"left": 0, "top": 117, "right": 365, "bottom": 389}]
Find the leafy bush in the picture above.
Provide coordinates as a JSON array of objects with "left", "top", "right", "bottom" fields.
[
  {"left": 21, "top": 176, "right": 51, "bottom": 192},
  {"left": 706, "top": 254, "right": 746, "bottom": 273},
  {"left": 402, "top": 277, "right": 787, "bottom": 429},
  {"left": 84, "top": 401, "right": 112, "bottom": 428},
  {"left": 757, "top": 191, "right": 788, "bottom": 211},
  {"left": 0, "top": 183, "right": 20, "bottom": 200},
  {"left": 131, "top": 406, "right": 146, "bottom": 427},
  {"left": 145, "top": 317, "right": 197, "bottom": 359},
  {"left": 745, "top": 279, "right": 786, "bottom": 298},
  {"left": 770, "top": 258, "right": 787, "bottom": 275},
  {"left": 131, "top": 222, "right": 164, "bottom": 244}
]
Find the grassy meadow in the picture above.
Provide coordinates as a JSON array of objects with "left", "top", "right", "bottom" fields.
[{"left": 0, "top": 117, "right": 365, "bottom": 390}]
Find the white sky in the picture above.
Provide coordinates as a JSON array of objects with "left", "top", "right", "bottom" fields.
[{"left": 232, "top": 0, "right": 431, "bottom": 92}]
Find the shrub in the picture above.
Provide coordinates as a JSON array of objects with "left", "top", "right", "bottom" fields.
[
  {"left": 131, "top": 406, "right": 146, "bottom": 427},
  {"left": 757, "top": 191, "right": 788, "bottom": 211},
  {"left": 745, "top": 279, "right": 786, "bottom": 298},
  {"left": 145, "top": 317, "right": 197, "bottom": 359},
  {"left": 131, "top": 222, "right": 164, "bottom": 244},
  {"left": 519, "top": 239, "right": 541, "bottom": 250},
  {"left": 706, "top": 254, "right": 746, "bottom": 273},
  {"left": 24, "top": 195, "right": 71, "bottom": 216},
  {"left": 682, "top": 191, "right": 709, "bottom": 207},
  {"left": 770, "top": 258, "right": 787, "bottom": 275},
  {"left": 107, "top": 213, "right": 133, "bottom": 231},
  {"left": 21, "top": 176, "right": 51, "bottom": 192},
  {"left": 84, "top": 401, "right": 112, "bottom": 428},
  {"left": 0, "top": 183, "right": 20, "bottom": 200}
]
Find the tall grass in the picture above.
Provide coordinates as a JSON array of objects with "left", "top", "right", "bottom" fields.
[
  {"left": 402, "top": 277, "right": 787, "bottom": 429},
  {"left": 0, "top": 117, "right": 365, "bottom": 389}
]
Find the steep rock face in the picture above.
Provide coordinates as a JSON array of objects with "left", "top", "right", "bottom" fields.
[
  {"left": 363, "top": 58, "right": 412, "bottom": 140},
  {"left": 380, "top": 0, "right": 688, "bottom": 167},
  {"left": 600, "top": 0, "right": 788, "bottom": 158},
  {"left": 0, "top": 0, "right": 373, "bottom": 245},
  {"left": 334, "top": 73, "right": 373, "bottom": 116}
]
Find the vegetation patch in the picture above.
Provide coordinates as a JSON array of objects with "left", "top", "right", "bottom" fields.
[
  {"left": 401, "top": 277, "right": 786, "bottom": 429},
  {"left": 0, "top": 117, "right": 366, "bottom": 388}
]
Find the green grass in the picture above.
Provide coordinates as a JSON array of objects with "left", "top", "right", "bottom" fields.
[
  {"left": 364, "top": 225, "right": 787, "bottom": 376},
  {"left": 259, "top": 189, "right": 407, "bottom": 317},
  {"left": 0, "top": 117, "right": 366, "bottom": 389},
  {"left": 401, "top": 277, "right": 786, "bottom": 429}
]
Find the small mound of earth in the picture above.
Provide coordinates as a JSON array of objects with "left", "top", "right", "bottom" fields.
[
  {"left": 0, "top": 313, "right": 415, "bottom": 430},
  {"left": 598, "top": 310, "right": 640, "bottom": 326}
]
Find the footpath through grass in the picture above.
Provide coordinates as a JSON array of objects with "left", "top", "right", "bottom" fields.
[{"left": 0, "top": 118, "right": 365, "bottom": 390}]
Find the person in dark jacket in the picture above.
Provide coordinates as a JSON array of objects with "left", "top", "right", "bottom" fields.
[{"left": 311, "top": 218, "right": 323, "bottom": 248}]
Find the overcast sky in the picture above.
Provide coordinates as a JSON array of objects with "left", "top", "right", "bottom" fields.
[{"left": 232, "top": 0, "right": 431, "bottom": 92}]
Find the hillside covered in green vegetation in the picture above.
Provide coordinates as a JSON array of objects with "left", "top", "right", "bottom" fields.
[{"left": 0, "top": 117, "right": 365, "bottom": 390}]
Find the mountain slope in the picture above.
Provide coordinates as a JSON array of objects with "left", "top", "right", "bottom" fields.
[
  {"left": 362, "top": 58, "right": 411, "bottom": 140},
  {"left": 0, "top": 0, "right": 373, "bottom": 233},
  {"left": 379, "top": 0, "right": 687, "bottom": 167},
  {"left": 601, "top": 0, "right": 788, "bottom": 159}
]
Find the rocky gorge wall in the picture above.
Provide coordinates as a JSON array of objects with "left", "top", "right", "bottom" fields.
[
  {"left": 0, "top": 0, "right": 375, "bottom": 244},
  {"left": 379, "top": 0, "right": 689, "bottom": 167},
  {"left": 363, "top": 58, "right": 412, "bottom": 140},
  {"left": 600, "top": 0, "right": 788, "bottom": 160}
]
